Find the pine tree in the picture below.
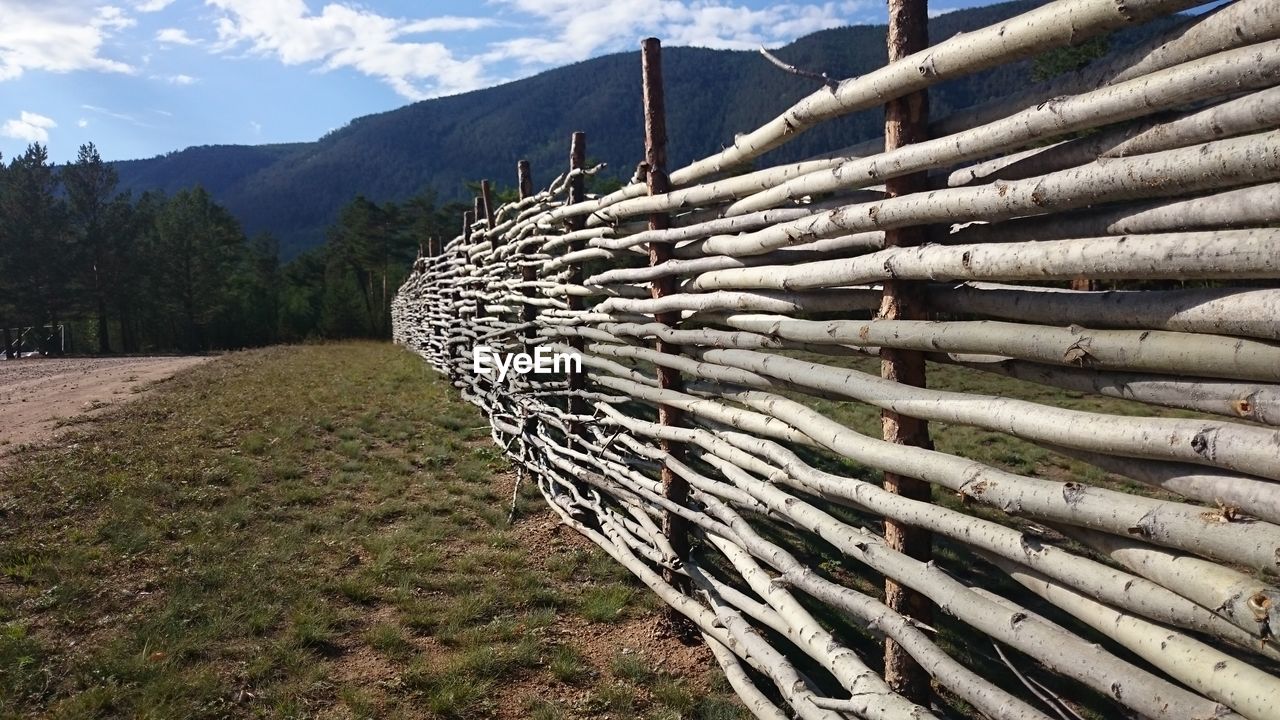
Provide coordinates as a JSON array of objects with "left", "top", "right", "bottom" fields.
[
  {"left": 63, "top": 143, "right": 121, "bottom": 353},
  {"left": 1, "top": 144, "right": 69, "bottom": 354},
  {"left": 151, "top": 187, "right": 246, "bottom": 351}
]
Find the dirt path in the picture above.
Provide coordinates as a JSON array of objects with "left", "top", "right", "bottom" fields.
[{"left": 0, "top": 355, "right": 214, "bottom": 454}]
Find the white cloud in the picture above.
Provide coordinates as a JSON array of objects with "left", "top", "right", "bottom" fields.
[
  {"left": 153, "top": 72, "right": 198, "bottom": 84},
  {"left": 485, "top": 1, "right": 857, "bottom": 67},
  {"left": 1, "top": 111, "right": 57, "bottom": 143},
  {"left": 81, "top": 103, "right": 156, "bottom": 128},
  {"left": 156, "top": 27, "right": 198, "bottom": 45},
  {"left": 206, "top": 0, "right": 494, "bottom": 100},
  {"left": 248, "top": 119, "right": 262, "bottom": 134},
  {"left": 136, "top": 0, "right": 174, "bottom": 11},
  {"left": 197, "top": 0, "right": 875, "bottom": 101},
  {"left": 94, "top": 5, "right": 136, "bottom": 30},
  {"left": 398, "top": 17, "right": 497, "bottom": 34},
  {"left": 0, "top": 1, "right": 136, "bottom": 81},
  {"left": 78, "top": 118, "right": 89, "bottom": 127}
]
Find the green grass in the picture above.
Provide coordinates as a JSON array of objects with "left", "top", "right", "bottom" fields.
[
  {"left": 578, "top": 584, "right": 635, "bottom": 623},
  {"left": 0, "top": 342, "right": 746, "bottom": 720}
]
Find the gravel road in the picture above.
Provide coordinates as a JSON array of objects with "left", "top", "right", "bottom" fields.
[{"left": 0, "top": 355, "right": 213, "bottom": 455}]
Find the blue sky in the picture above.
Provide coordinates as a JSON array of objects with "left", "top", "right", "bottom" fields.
[{"left": 1, "top": 0, "right": 998, "bottom": 164}]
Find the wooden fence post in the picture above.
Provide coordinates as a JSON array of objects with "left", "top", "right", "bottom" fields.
[
  {"left": 517, "top": 159, "right": 533, "bottom": 200},
  {"left": 450, "top": 210, "right": 474, "bottom": 382},
  {"left": 480, "top": 179, "right": 496, "bottom": 230},
  {"left": 641, "top": 37, "right": 690, "bottom": 585},
  {"left": 517, "top": 160, "right": 538, "bottom": 355},
  {"left": 881, "top": 0, "right": 934, "bottom": 704},
  {"left": 565, "top": 133, "right": 589, "bottom": 436}
]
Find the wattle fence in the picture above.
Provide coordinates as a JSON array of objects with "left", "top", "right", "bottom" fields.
[{"left": 391, "top": 0, "right": 1280, "bottom": 717}]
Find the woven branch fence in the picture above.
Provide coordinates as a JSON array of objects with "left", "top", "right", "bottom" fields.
[{"left": 392, "top": 0, "right": 1280, "bottom": 717}]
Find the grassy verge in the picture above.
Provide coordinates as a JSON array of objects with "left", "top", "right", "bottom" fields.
[{"left": 0, "top": 342, "right": 745, "bottom": 720}]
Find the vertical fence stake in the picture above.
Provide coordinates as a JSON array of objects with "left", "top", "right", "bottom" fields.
[
  {"left": 517, "top": 159, "right": 534, "bottom": 200},
  {"left": 881, "top": 0, "right": 934, "bottom": 705},
  {"left": 565, "top": 133, "right": 589, "bottom": 439},
  {"left": 480, "top": 179, "right": 496, "bottom": 230},
  {"left": 641, "top": 37, "right": 690, "bottom": 594},
  {"left": 452, "top": 210, "right": 474, "bottom": 384},
  {"left": 512, "top": 161, "right": 537, "bottom": 523},
  {"left": 517, "top": 160, "right": 538, "bottom": 356}
]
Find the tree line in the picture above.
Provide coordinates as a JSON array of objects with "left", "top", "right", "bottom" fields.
[{"left": 0, "top": 142, "right": 467, "bottom": 357}]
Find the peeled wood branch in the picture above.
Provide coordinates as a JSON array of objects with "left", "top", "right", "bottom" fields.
[
  {"left": 589, "top": 169, "right": 878, "bottom": 228},
  {"left": 694, "top": 580, "right": 847, "bottom": 720},
  {"left": 587, "top": 232, "right": 884, "bottom": 286},
  {"left": 696, "top": 533, "right": 934, "bottom": 720},
  {"left": 727, "top": 387, "right": 1280, "bottom": 572},
  {"left": 598, "top": 372, "right": 1280, "bottom": 572},
  {"left": 589, "top": 201, "right": 851, "bottom": 252},
  {"left": 988, "top": 554, "right": 1280, "bottom": 720},
  {"left": 928, "top": 0, "right": 1280, "bottom": 137},
  {"left": 723, "top": 41, "right": 1280, "bottom": 216},
  {"left": 948, "top": 356, "right": 1280, "bottom": 429},
  {"left": 693, "top": 230, "right": 1280, "bottom": 293},
  {"left": 596, "top": 289, "right": 880, "bottom": 316},
  {"left": 690, "top": 423, "right": 1239, "bottom": 720},
  {"left": 941, "top": 182, "right": 1280, "bottom": 245},
  {"left": 951, "top": 88, "right": 1280, "bottom": 188},
  {"left": 708, "top": 313, "right": 1280, "bottom": 383},
  {"left": 1044, "top": 445, "right": 1280, "bottom": 529},
  {"left": 929, "top": 282, "right": 1280, "bottom": 342},
  {"left": 600, "top": 403, "right": 1276, "bottom": 650},
  {"left": 668, "top": 0, "right": 1204, "bottom": 185},
  {"left": 700, "top": 132, "right": 1280, "bottom": 257},
  {"left": 696, "top": 498, "right": 1053, "bottom": 720},
  {"left": 702, "top": 634, "right": 790, "bottom": 720},
  {"left": 787, "top": 0, "right": 1280, "bottom": 186},
  {"left": 1058, "top": 525, "right": 1280, "bottom": 647},
  {"left": 1109, "top": 82, "right": 1280, "bottom": 158},
  {"left": 694, "top": 347, "right": 1280, "bottom": 481}
]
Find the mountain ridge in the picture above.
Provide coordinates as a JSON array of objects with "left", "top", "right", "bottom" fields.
[{"left": 111, "top": 0, "right": 1166, "bottom": 258}]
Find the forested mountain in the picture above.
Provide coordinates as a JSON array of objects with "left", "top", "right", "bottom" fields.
[{"left": 113, "top": 0, "right": 1173, "bottom": 259}]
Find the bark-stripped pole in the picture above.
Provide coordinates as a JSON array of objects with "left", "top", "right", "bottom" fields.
[
  {"left": 451, "top": 210, "right": 474, "bottom": 381},
  {"left": 480, "top": 179, "right": 496, "bottom": 230},
  {"left": 427, "top": 236, "right": 441, "bottom": 258},
  {"left": 566, "top": 133, "right": 589, "bottom": 437},
  {"left": 881, "top": 0, "right": 933, "bottom": 703},
  {"left": 642, "top": 37, "right": 690, "bottom": 582},
  {"left": 518, "top": 159, "right": 534, "bottom": 200},
  {"left": 518, "top": 160, "right": 538, "bottom": 354}
]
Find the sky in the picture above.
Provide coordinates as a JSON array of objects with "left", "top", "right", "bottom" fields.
[{"left": 0, "top": 0, "right": 999, "bottom": 164}]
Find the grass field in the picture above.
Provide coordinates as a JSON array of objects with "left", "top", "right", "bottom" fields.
[{"left": 0, "top": 343, "right": 745, "bottom": 720}]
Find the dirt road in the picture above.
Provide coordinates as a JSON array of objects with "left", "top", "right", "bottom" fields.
[{"left": 0, "top": 356, "right": 213, "bottom": 454}]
